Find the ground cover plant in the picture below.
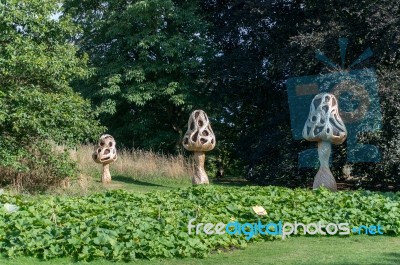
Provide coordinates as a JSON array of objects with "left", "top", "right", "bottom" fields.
[
  {"left": 1, "top": 236, "right": 399, "bottom": 265},
  {"left": 0, "top": 186, "right": 399, "bottom": 261}
]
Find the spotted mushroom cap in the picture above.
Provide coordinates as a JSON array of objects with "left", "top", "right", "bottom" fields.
[
  {"left": 92, "top": 134, "right": 117, "bottom": 164},
  {"left": 303, "top": 93, "right": 347, "bottom": 145},
  {"left": 183, "top": 110, "right": 216, "bottom": 152}
]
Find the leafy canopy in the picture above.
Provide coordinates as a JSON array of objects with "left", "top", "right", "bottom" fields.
[
  {"left": 202, "top": 0, "right": 400, "bottom": 187},
  {"left": 0, "top": 0, "right": 102, "bottom": 186},
  {"left": 65, "top": 0, "right": 213, "bottom": 151}
]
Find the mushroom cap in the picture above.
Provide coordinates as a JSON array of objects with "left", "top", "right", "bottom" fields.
[
  {"left": 303, "top": 93, "right": 347, "bottom": 145},
  {"left": 183, "top": 110, "right": 216, "bottom": 152},
  {"left": 92, "top": 134, "right": 118, "bottom": 164}
]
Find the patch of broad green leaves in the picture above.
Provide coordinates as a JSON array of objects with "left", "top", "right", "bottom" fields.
[{"left": 0, "top": 186, "right": 399, "bottom": 261}]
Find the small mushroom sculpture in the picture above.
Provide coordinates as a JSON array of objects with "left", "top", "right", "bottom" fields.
[
  {"left": 92, "top": 134, "right": 117, "bottom": 184},
  {"left": 303, "top": 93, "right": 347, "bottom": 191},
  {"left": 183, "top": 110, "right": 216, "bottom": 185}
]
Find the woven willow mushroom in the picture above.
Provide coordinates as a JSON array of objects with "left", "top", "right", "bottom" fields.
[
  {"left": 303, "top": 93, "right": 347, "bottom": 191},
  {"left": 183, "top": 110, "right": 216, "bottom": 185},
  {"left": 92, "top": 134, "right": 117, "bottom": 184}
]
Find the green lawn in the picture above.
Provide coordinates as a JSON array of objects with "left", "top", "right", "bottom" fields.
[
  {"left": 98, "top": 175, "right": 192, "bottom": 193},
  {"left": 61, "top": 174, "right": 249, "bottom": 195},
  {"left": 4, "top": 176, "right": 399, "bottom": 265},
  {"left": 1, "top": 235, "right": 398, "bottom": 265},
  {"left": 101, "top": 177, "right": 252, "bottom": 193}
]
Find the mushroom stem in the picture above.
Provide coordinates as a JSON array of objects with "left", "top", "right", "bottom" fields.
[
  {"left": 193, "top": 151, "right": 209, "bottom": 185},
  {"left": 318, "top": 141, "right": 331, "bottom": 168},
  {"left": 314, "top": 141, "right": 337, "bottom": 191},
  {"left": 102, "top": 164, "right": 112, "bottom": 184}
]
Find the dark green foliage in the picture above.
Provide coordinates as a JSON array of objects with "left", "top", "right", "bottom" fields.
[
  {"left": 202, "top": 0, "right": 400, "bottom": 187},
  {"left": 62, "top": 0, "right": 399, "bottom": 187},
  {"left": 0, "top": 186, "right": 399, "bottom": 260},
  {"left": 202, "top": 0, "right": 307, "bottom": 184},
  {"left": 0, "top": 0, "right": 103, "bottom": 190},
  {"left": 64, "top": 0, "right": 213, "bottom": 151},
  {"left": 277, "top": 0, "right": 400, "bottom": 187}
]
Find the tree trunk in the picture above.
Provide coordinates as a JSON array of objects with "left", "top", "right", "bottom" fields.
[
  {"left": 192, "top": 151, "right": 209, "bottom": 185},
  {"left": 102, "top": 164, "right": 112, "bottom": 184},
  {"left": 314, "top": 141, "right": 337, "bottom": 191}
]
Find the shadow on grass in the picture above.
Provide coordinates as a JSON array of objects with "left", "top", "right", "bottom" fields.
[
  {"left": 111, "top": 175, "right": 169, "bottom": 187},
  {"left": 384, "top": 252, "right": 400, "bottom": 265},
  {"left": 211, "top": 177, "right": 254, "bottom": 187}
]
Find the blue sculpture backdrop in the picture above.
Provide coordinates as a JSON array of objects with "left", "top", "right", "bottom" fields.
[{"left": 286, "top": 38, "right": 382, "bottom": 168}]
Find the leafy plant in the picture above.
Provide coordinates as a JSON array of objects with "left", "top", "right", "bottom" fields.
[
  {"left": 64, "top": 0, "right": 214, "bottom": 151},
  {"left": 0, "top": 186, "right": 398, "bottom": 261},
  {"left": 0, "top": 0, "right": 103, "bottom": 190}
]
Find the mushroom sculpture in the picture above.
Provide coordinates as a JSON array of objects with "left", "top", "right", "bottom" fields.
[
  {"left": 183, "top": 110, "right": 216, "bottom": 185},
  {"left": 303, "top": 93, "right": 347, "bottom": 191},
  {"left": 92, "top": 134, "right": 117, "bottom": 184}
]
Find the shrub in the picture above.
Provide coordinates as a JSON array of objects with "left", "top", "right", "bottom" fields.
[{"left": 0, "top": 0, "right": 103, "bottom": 191}]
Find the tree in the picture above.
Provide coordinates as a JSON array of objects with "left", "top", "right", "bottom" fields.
[
  {"left": 203, "top": 0, "right": 400, "bottom": 189},
  {"left": 201, "top": 0, "right": 307, "bottom": 185},
  {"left": 286, "top": 0, "right": 400, "bottom": 188},
  {"left": 0, "top": 0, "right": 102, "bottom": 190},
  {"left": 64, "top": 0, "right": 213, "bottom": 152}
]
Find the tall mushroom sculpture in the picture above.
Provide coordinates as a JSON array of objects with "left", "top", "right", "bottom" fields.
[
  {"left": 92, "top": 134, "right": 117, "bottom": 184},
  {"left": 183, "top": 110, "right": 216, "bottom": 185},
  {"left": 303, "top": 93, "right": 347, "bottom": 191}
]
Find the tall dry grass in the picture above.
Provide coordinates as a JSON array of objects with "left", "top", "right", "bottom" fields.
[
  {"left": 71, "top": 145, "right": 194, "bottom": 183},
  {"left": 2, "top": 144, "right": 194, "bottom": 195}
]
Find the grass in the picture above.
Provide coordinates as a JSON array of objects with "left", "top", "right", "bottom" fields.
[
  {"left": 54, "top": 145, "right": 194, "bottom": 195},
  {"left": 59, "top": 145, "right": 248, "bottom": 194},
  {"left": 4, "top": 145, "right": 246, "bottom": 194},
  {"left": 2, "top": 146, "right": 399, "bottom": 264},
  {"left": 1, "top": 235, "right": 398, "bottom": 265},
  {"left": 73, "top": 145, "right": 193, "bottom": 181}
]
